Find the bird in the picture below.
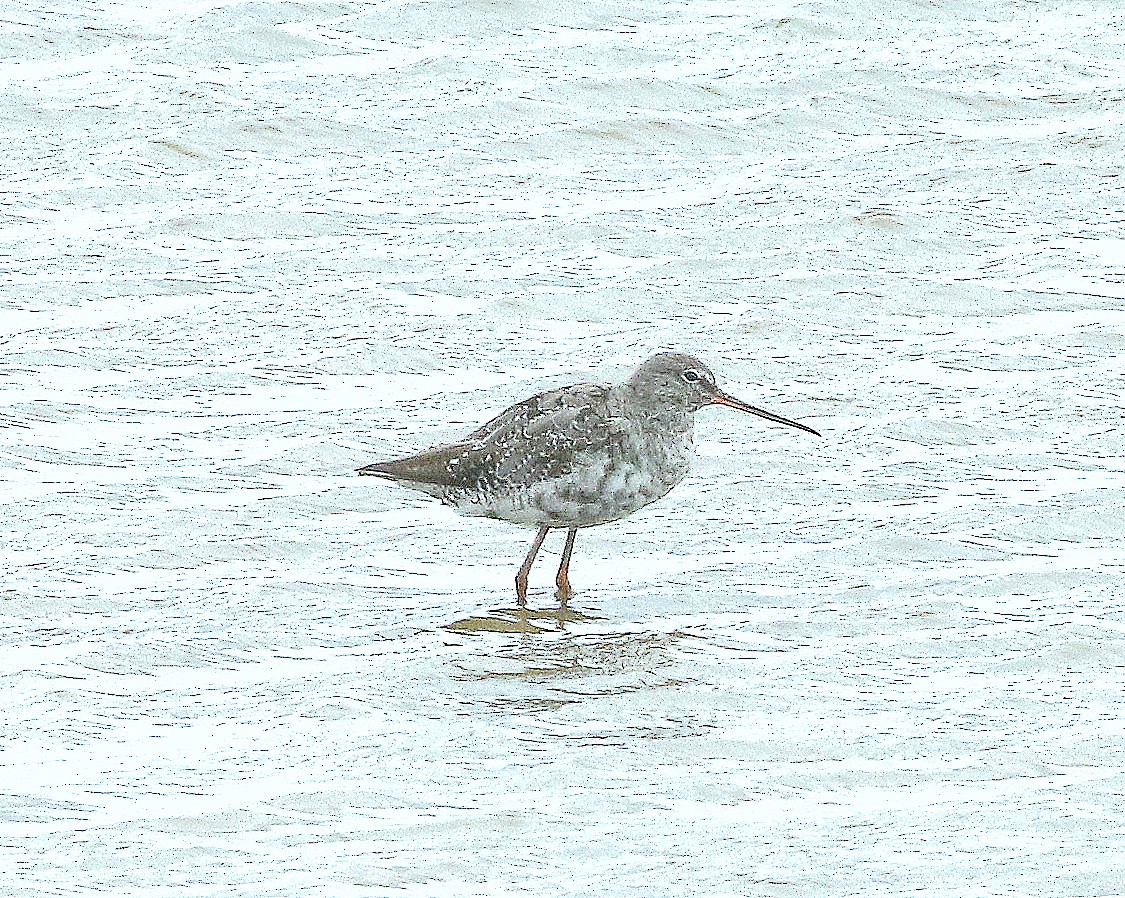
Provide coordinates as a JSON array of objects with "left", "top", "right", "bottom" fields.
[{"left": 357, "top": 352, "right": 820, "bottom": 606}]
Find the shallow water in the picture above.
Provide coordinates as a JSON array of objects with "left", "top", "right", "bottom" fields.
[{"left": 3, "top": 1, "right": 1125, "bottom": 895}]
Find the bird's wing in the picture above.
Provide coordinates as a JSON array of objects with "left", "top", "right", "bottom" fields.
[
  {"left": 358, "top": 383, "right": 620, "bottom": 488},
  {"left": 467, "top": 382, "right": 620, "bottom": 482}
]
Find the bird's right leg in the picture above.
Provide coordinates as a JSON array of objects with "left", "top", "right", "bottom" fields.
[
  {"left": 515, "top": 525, "right": 550, "bottom": 606},
  {"left": 554, "top": 527, "right": 578, "bottom": 605}
]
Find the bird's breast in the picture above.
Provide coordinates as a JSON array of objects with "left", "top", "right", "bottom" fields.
[{"left": 525, "top": 418, "right": 694, "bottom": 527}]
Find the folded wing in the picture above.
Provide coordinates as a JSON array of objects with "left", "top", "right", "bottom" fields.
[{"left": 357, "top": 383, "right": 618, "bottom": 490}]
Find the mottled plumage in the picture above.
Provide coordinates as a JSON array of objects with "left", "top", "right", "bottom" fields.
[{"left": 358, "top": 352, "right": 820, "bottom": 605}]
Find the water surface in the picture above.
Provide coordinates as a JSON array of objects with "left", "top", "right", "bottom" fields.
[{"left": 3, "top": 1, "right": 1124, "bottom": 895}]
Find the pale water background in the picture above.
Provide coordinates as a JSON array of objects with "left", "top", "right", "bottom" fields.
[{"left": 3, "top": 1, "right": 1125, "bottom": 895}]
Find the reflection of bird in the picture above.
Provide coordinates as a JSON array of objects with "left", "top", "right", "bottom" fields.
[{"left": 358, "top": 352, "right": 820, "bottom": 605}]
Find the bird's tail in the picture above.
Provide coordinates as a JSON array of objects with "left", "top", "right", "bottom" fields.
[
  {"left": 356, "top": 461, "right": 399, "bottom": 479},
  {"left": 356, "top": 445, "right": 470, "bottom": 486}
]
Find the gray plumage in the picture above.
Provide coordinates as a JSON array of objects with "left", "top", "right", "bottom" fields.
[{"left": 358, "top": 352, "right": 819, "bottom": 604}]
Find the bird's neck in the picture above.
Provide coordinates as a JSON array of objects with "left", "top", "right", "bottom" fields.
[{"left": 615, "top": 383, "right": 695, "bottom": 435}]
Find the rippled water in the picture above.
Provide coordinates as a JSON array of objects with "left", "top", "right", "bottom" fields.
[{"left": 4, "top": 1, "right": 1125, "bottom": 895}]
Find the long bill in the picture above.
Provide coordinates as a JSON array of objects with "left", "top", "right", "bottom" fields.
[{"left": 710, "top": 389, "right": 821, "bottom": 437}]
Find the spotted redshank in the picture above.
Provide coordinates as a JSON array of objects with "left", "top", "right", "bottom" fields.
[{"left": 357, "top": 352, "right": 820, "bottom": 605}]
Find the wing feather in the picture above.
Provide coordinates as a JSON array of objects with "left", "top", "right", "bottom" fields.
[{"left": 357, "top": 382, "right": 623, "bottom": 491}]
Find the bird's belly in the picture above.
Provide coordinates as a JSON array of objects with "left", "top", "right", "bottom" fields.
[{"left": 452, "top": 453, "right": 689, "bottom": 528}]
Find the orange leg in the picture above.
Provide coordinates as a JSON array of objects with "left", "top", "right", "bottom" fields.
[
  {"left": 515, "top": 525, "right": 550, "bottom": 606},
  {"left": 555, "top": 527, "right": 578, "bottom": 604}
]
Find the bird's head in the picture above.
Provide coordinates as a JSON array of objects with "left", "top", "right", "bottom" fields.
[{"left": 628, "top": 352, "right": 820, "bottom": 436}]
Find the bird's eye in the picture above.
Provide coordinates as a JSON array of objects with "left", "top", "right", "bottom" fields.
[{"left": 681, "top": 369, "right": 701, "bottom": 383}]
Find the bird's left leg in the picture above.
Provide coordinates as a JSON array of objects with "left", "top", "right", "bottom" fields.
[
  {"left": 554, "top": 527, "right": 578, "bottom": 605},
  {"left": 515, "top": 525, "right": 550, "bottom": 606}
]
